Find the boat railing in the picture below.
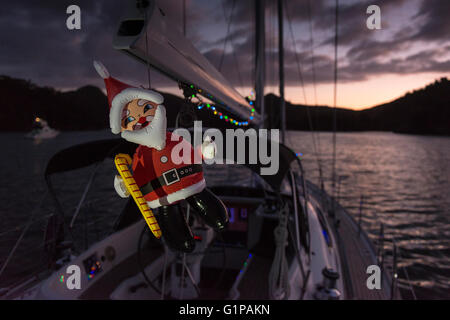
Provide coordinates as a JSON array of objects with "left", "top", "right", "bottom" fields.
[
  {"left": 0, "top": 185, "right": 119, "bottom": 296},
  {"left": 326, "top": 176, "right": 416, "bottom": 300},
  {"left": 390, "top": 237, "right": 398, "bottom": 299},
  {"left": 377, "top": 223, "right": 385, "bottom": 271},
  {"left": 382, "top": 231, "right": 417, "bottom": 300},
  {"left": 0, "top": 191, "right": 51, "bottom": 290}
]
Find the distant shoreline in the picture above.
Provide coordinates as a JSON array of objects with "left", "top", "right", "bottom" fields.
[
  {"left": 1, "top": 76, "right": 449, "bottom": 136},
  {"left": 5, "top": 129, "right": 449, "bottom": 138}
]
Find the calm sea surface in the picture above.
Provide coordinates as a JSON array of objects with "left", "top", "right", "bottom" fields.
[{"left": 0, "top": 130, "right": 449, "bottom": 299}]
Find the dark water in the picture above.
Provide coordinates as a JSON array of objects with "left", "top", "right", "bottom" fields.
[{"left": 0, "top": 131, "right": 449, "bottom": 299}]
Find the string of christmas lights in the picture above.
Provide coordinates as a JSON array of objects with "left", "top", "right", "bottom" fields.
[
  {"left": 185, "top": 84, "right": 256, "bottom": 127},
  {"left": 184, "top": 84, "right": 304, "bottom": 157},
  {"left": 197, "top": 102, "right": 254, "bottom": 126}
]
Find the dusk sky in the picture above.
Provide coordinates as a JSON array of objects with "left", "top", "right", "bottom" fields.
[{"left": 1, "top": 0, "right": 449, "bottom": 110}]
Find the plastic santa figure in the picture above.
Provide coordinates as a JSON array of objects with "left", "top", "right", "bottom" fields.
[{"left": 94, "top": 61, "right": 228, "bottom": 253}]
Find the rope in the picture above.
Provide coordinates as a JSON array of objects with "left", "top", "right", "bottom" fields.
[
  {"left": 268, "top": 202, "right": 290, "bottom": 299},
  {"left": 289, "top": 170, "right": 307, "bottom": 281}
]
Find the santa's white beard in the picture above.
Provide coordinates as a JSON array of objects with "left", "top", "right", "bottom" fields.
[{"left": 121, "top": 104, "right": 167, "bottom": 150}]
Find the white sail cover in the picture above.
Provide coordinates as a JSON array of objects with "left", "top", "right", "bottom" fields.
[{"left": 113, "top": 0, "right": 260, "bottom": 124}]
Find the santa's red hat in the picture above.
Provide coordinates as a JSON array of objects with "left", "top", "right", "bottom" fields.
[{"left": 93, "top": 61, "right": 164, "bottom": 134}]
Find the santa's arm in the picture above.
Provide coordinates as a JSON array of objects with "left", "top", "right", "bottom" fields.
[
  {"left": 114, "top": 175, "right": 130, "bottom": 198},
  {"left": 197, "top": 136, "right": 217, "bottom": 160}
]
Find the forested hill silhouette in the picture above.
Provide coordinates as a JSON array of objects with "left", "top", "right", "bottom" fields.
[
  {"left": 265, "top": 77, "right": 449, "bottom": 135},
  {"left": 0, "top": 75, "right": 249, "bottom": 131},
  {"left": 0, "top": 76, "right": 109, "bottom": 131},
  {"left": 1, "top": 75, "right": 448, "bottom": 135}
]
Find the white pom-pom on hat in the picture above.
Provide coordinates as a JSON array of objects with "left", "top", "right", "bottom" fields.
[{"left": 93, "top": 60, "right": 110, "bottom": 79}]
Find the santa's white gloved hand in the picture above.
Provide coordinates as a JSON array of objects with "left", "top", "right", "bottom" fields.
[
  {"left": 201, "top": 135, "right": 217, "bottom": 159},
  {"left": 114, "top": 175, "right": 130, "bottom": 198}
]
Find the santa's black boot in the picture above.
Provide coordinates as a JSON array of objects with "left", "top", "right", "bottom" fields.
[
  {"left": 186, "top": 188, "right": 229, "bottom": 231},
  {"left": 155, "top": 205, "right": 195, "bottom": 253}
]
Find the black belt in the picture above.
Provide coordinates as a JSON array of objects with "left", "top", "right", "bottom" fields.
[{"left": 140, "top": 164, "right": 203, "bottom": 195}]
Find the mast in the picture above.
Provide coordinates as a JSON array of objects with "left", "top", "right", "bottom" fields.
[
  {"left": 278, "top": 0, "right": 285, "bottom": 143},
  {"left": 255, "top": 0, "right": 266, "bottom": 128}
]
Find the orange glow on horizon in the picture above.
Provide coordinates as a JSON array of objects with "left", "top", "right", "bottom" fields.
[{"left": 284, "top": 72, "right": 449, "bottom": 110}]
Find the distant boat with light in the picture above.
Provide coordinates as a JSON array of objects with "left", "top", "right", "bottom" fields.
[{"left": 25, "top": 117, "right": 59, "bottom": 140}]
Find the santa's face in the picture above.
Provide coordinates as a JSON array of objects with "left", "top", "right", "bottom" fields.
[{"left": 121, "top": 99, "right": 158, "bottom": 132}]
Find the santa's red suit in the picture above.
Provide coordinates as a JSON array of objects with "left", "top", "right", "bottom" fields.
[{"left": 132, "top": 132, "right": 206, "bottom": 208}]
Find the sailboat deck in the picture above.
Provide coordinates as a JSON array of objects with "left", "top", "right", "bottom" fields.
[{"left": 307, "top": 182, "right": 401, "bottom": 300}]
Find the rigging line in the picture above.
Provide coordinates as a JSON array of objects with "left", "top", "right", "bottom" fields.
[
  {"left": 265, "top": 1, "right": 272, "bottom": 96},
  {"left": 251, "top": 0, "right": 255, "bottom": 91},
  {"left": 306, "top": 0, "right": 318, "bottom": 106},
  {"left": 0, "top": 212, "right": 54, "bottom": 238},
  {"left": 268, "top": 1, "right": 272, "bottom": 96},
  {"left": 306, "top": 0, "right": 324, "bottom": 188},
  {"left": 397, "top": 247, "right": 418, "bottom": 300},
  {"left": 220, "top": 0, "right": 244, "bottom": 90},
  {"left": 69, "top": 162, "right": 102, "bottom": 229},
  {"left": 161, "top": 245, "right": 168, "bottom": 300},
  {"left": 331, "top": 0, "right": 339, "bottom": 203},
  {"left": 285, "top": 4, "right": 323, "bottom": 180},
  {"left": 183, "top": 0, "right": 186, "bottom": 37},
  {"left": 137, "top": 225, "right": 168, "bottom": 297},
  {"left": 0, "top": 190, "right": 48, "bottom": 280},
  {"left": 180, "top": 204, "right": 190, "bottom": 300},
  {"left": 284, "top": 7, "right": 307, "bottom": 105},
  {"left": 231, "top": 43, "right": 244, "bottom": 90},
  {"left": 278, "top": 0, "right": 286, "bottom": 144},
  {"left": 267, "top": 1, "right": 271, "bottom": 93},
  {"left": 270, "top": 0, "right": 276, "bottom": 122},
  {"left": 390, "top": 236, "right": 417, "bottom": 299},
  {"left": 144, "top": 10, "right": 152, "bottom": 89},
  {"left": 218, "top": 0, "right": 236, "bottom": 72},
  {"left": 263, "top": 0, "right": 272, "bottom": 121},
  {"left": 272, "top": 0, "right": 277, "bottom": 100}
]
